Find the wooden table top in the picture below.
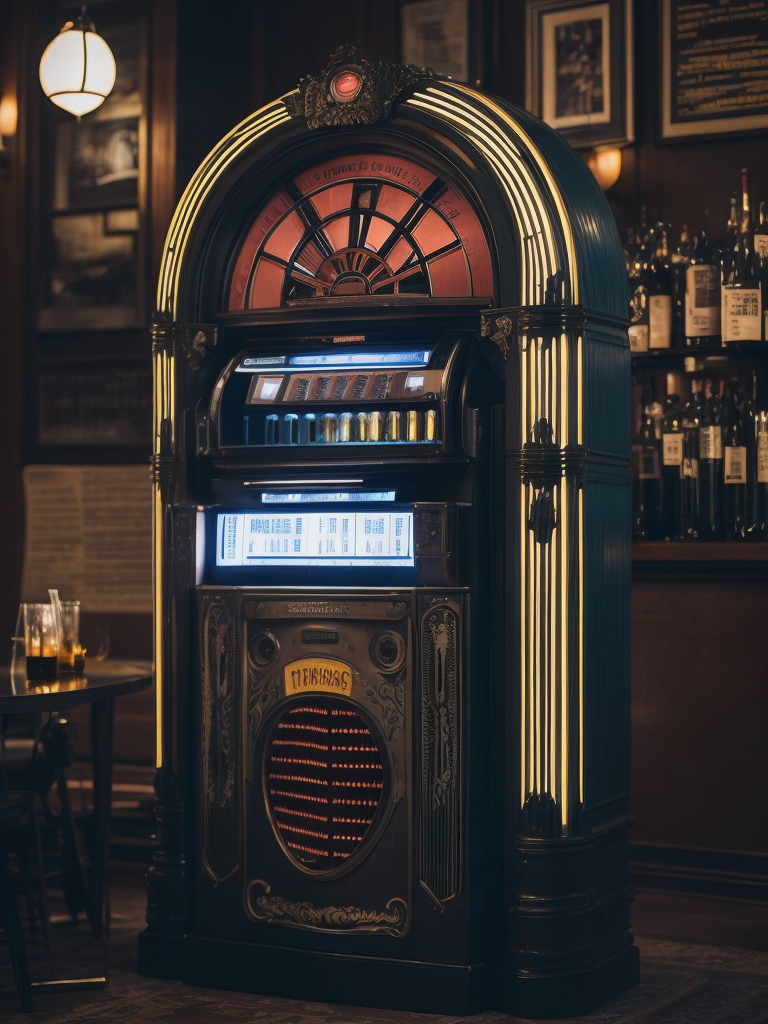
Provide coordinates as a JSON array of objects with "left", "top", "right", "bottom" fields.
[{"left": 0, "top": 658, "right": 153, "bottom": 714}]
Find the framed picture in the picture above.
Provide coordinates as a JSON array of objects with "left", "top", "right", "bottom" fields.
[
  {"left": 526, "top": 0, "right": 634, "bottom": 149},
  {"left": 660, "top": 0, "right": 768, "bottom": 141},
  {"left": 401, "top": 0, "right": 470, "bottom": 82},
  {"left": 54, "top": 116, "right": 139, "bottom": 211},
  {"left": 39, "top": 211, "right": 141, "bottom": 332}
]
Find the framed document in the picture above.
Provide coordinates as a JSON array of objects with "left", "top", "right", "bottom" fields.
[
  {"left": 526, "top": 0, "right": 634, "bottom": 149},
  {"left": 660, "top": 0, "right": 768, "bottom": 141}
]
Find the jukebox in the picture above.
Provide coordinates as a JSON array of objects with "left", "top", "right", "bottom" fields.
[{"left": 139, "top": 48, "right": 637, "bottom": 1018}]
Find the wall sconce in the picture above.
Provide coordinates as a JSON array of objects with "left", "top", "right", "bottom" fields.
[
  {"left": 39, "top": 5, "right": 116, "bottom": 118},
  {"left": 586, "top": 146, "right": 623, "bottom": 191},
  {"left": 0, "top": 95, "right": 17, "bottom": 181}
]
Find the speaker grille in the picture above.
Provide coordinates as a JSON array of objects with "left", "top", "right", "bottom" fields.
[{"left": 266, "top": 697, "right": 385, "bottom": 872}]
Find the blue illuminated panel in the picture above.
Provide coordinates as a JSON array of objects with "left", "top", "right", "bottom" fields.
[
  {"left": 237, "top": 349, "right": 431, "bottom": 372},
  {"left": 260, "top": 491, "right": 396, "bottom": 503},
  {"left": 216, "top": 510, "right": 414, "bottom": 567}
]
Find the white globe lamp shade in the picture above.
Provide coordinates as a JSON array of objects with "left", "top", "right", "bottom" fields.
[{"left": 39, "top": 7, "right": 116, "bottom": 117}]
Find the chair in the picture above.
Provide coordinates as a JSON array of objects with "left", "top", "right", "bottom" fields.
[{"left": 1, "top": 715, "right": 53, "bottom": 1013}]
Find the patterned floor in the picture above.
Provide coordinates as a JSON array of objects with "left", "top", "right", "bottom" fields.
[{"left": 1, "top": 873, "right": 767, "bottom": 1023}]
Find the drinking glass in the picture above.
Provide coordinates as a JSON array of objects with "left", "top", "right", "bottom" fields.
[{"left": 22, "top": 602, "right": 58, "bottom": 680}]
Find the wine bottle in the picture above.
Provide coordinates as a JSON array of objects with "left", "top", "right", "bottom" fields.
[
  {"left": 628, "top": 225, "right": 653, "bottom": 353},
  {"left": 722, "top": 379, "right": 748, "bottom": 540},
  {"left": 670, "top": 224, "right": 691, "bottom": 348},
  {"left": 722, "top": 169, "right": 762, "bottom": 344},
  {"left": 648, "top": 223, "right": 673, "bottom": 349},
  {"left": 632, "top": 378, "right": 662, "bottom": 540},
  {"left": 685, "top": 229, "right": 721, "bottom": 348},
  {"left": 754, "top": 200, "right": 768, "bottom": 341},
  {"left": 679, "top": 375, "right": 705, "bottom": 541},
  {"left": 699, "top": 377, "right": 725, "bottom": 540},
  {"left": 660, "top": 372, "right": 684, "bottom": 540},
  {"left": 753, "top": 371, "right": 768, "bottom": 540}
]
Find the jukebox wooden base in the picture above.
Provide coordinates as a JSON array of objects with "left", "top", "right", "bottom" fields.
[{"left": 138, "top": 929, "right": 638, "bottom": 1018}]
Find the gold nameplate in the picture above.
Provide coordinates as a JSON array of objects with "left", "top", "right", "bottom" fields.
[{"left": 284, "top": 657, "right": 353, "bottom": 696}]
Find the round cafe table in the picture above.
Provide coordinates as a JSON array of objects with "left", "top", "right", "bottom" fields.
[{"left": 0, "top": 659, "right": 153, "bottom": 949}]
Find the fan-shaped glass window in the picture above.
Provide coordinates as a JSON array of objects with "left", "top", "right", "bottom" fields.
[
  {"left": 265, "top": 696, "right": 385, "bottom": 872},
  {"left": 228, "top": 153, "right": 493, "bottom": 308}
]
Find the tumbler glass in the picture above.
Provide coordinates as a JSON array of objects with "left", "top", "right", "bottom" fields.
[{"left": 22, "top": 602, "right": 58, "bottom": 680}]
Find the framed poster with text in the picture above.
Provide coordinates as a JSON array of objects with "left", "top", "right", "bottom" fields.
[{"left": 660, "top": 0, "right": 768, "bottom": 141}]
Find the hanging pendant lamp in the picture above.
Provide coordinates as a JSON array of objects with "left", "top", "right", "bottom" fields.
[{"left": 39, "top": 5, "right": 116, "bottom": 118}]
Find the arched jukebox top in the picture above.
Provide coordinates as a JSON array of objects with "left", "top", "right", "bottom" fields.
[{"left": 155, "top": 45, "right": 627, "bottom": 323}]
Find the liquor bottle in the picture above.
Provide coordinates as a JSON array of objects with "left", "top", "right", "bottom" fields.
[
  {"left": 722, "top": 379, "right": 748, "bottom": 540},
  {"left": 670, "top": 224, "right": 691, "bottom": 348},
  {"left": 699, "top": 377, "right": 725, "bottom": 539},
  {"left": 743, "top": 370, "right": 758, "bottom": 538},
  {"left": 685, "top": 229, "right": 721, "bottom": 348},
  {"left": 679, "top": 374, "right": 705, "bottom": 541},
  {"left": 648, "top": 223, "right": 673, "bottom": 349},
  {"left": 628, "top": 225, "right": 654, "bottom": 353},
  {"left": 753, "top": 371, "right": 768, "bottom": 539},
  {"left": 632, "top": 378, "right": 662, "bottom": 540},
  {"left": 754, "top": 200, "right": 768, "bottom": 340},
  {"left": 660, "top": 372, "right": 684, "bottom": 540},
  {"left": 722, "top": 169, "right": 762, "bottom": 344}
]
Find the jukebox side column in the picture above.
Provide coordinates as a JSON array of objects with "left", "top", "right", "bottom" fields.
[
  {"left": 140, "top": 315, "right": 206, "bottom": 973},
  {"left": 484, "top": 307, "right": 637, "bottom": 1017}
]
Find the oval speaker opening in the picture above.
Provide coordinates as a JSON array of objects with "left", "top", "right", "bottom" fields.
[{"left": 265, "top": 695, "right": 385, "bottom": 873}]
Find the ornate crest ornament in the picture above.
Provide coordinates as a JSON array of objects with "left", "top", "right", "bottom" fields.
[{"left": 284, "top": 45, "right": 436, "bottom": 129}]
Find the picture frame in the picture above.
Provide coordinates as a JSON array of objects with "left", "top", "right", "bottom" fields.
[
  {"left": 401, "top": 0, "right": 470, "bottom": 83},
  {"left": 39, "top": 211, "right": 141, "bottom": 332},
  {"left": 53, "top": 116, "right": 140, "bottom": 211},
  {"left": 525, "top": 0, "right": 634, "bottom": 149},
  {"left": 659, "top": 0, "right": 768, "bottom": 142}
]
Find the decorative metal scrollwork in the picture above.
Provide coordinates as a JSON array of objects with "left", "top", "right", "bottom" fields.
[
  {"left": 284, "top": 45, "right": 435, "bottom": 130},
  {"left": 420, "top": 597, "right": 462, "bottom": 902},
  {"left": 246, "top": 879, "right": 408, "bottom": 936},
  {"left": 480, "top": 312, "right": 514, "bottom": 360}
]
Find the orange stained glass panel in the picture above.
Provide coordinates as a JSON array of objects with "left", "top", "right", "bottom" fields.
[
  {"left": 426, "top": 247, "right": 472, "bottom": 296},
  {"left": 411, "top": 208, "right": 459, "bottom": 256},
  {"left": 309, "top": 183, "right": 354, "bottom": 221}
]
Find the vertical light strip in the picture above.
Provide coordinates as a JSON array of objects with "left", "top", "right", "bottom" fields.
[
  {"left": 520, "top": 335, "right": 529, "bottom": 807},
  {"left": 559, "top": 332, "right": 570, "bottom": 832},
  {"left": 577, "top": 334, "right": 585, "bottom": 805},
  {"left": 153, "top": 485, "right": 164, "bottom": 768}
]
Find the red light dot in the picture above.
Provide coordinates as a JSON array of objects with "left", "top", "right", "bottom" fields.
[{"left": 332, "top": 71, "right": 360, "bottom": 101}]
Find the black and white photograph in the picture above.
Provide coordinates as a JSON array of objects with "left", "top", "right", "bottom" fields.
[
  {"left": 526, "top": 0, "right": 633, "bottom": 148},
  {"left": 54, "top": 117, "right": 139, "bottom": 210},
  {"left": 39, "top": 212, "right": 138, "bottom": 330}
]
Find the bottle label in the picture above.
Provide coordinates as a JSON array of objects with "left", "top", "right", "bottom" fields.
[
  {"left": 685, "top": 265, "right": 720, "bottom": 337},
  {"left": 628, "top": 324, "right": 649, "bottom": 352},
  {"left": 699, "top": 425, "right": 723, "bottom": 459},
  {"left": 758, "top": 432, "right": 768, "bottom": 484},
  {"left": 724, "top": 445, "right": 747, "bottom": 484},
  {"left": 662, "top": 432, "right": 683, "bottom": 465},
  {"left": 649, "top": 294, "right": 672, "bottom": 348},
  {"left": 755, "top": 231, "right": 768, "bottom": 259},
  {"left": 722, "top": 287, "right": 762, "bottom": 342},
  {"left": 680, "top": 457, "right": 699, "bottom": 479},
  {"left": 632, "top": 445, "right": 660, "bottom": 479}
]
